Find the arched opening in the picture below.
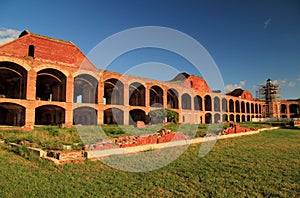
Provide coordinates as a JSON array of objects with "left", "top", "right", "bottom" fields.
[
  {"left": 289, "top": 104, "right": 299, "bottom": 118},
  {"left": 150, "top": 85, "right": 163, "bottom": 107},
  {"left": 35, "top": 105, "right": 65, "bottom": 125},
  {"left": 194, "top": 95, "right": 202, "bottom": 111},
  {"left": 255, "top": 104, "right": 258, "bottom": 114},
  {"left": 74, "top": 74, "right": 98, "bottom": 103},
  {"left": 129, "top": 82, "right": 145, "bottom": 106},
  {"left": 204, "top": 95, "right": 212, "bottom": 111},
  {"left": 0, "top": 62, "right": 27, "bottom": 99},
  {"left": 214, "top": 96, "right": 220, "bottom": 112},
  {"left": 182, "top": 93, "right": 191, "bottom": 110},
  {"left": 104, "top": 108, "right": 124, "bottom": 125},
  {"left": 36, "top": 69, "right": 66, "bottom": 101},
  {"left": 230, "top": 114, "right": 234, "bottom": 122},
  {"left": 246, "top": 102, "right": 250, "bottom": 113},
  {"left": 241, "top": 101, "right": 245, "bottom": 113},
  {"left": 222, "top": 98, "right": 227, "bottom": 112},
  {"left": 259, "top": 104, "right": 262, "bottom": 114},
  {"left": 229, "top": 99, "right": 234, "bottom": 112},
  {"left": 247, "top": 115, "right": 250, "bottom": 121},
  {"left": 104, "top": 78, "right": 124, "bottom": 105},
  {"left": 242, "top": 115, "right": 246, "bottom": 122},
  {"left": 129, "top": 109, "right": 148, "bottom": 125},
  {"left": 214, "top": 113, "right": 221, "bottom": 123},
  {"left": 0, "top": 103, "right": 25, "bottom": 126},
  {"left": 236, "top": 114, "right": 240, "bottom": 122},
  {"left": 235, "top": 100, "right": 240, "bottom": 113},
  {"left": 281, "top": 104, "right": 287, "bottom": 114},
  {"left": 222, "top": 114, "right": 228, "bottom": 122},
  {"left": 167, "top": 89, "right": 178, "bottom": 109},
  {"left": 251, "top": 103, "right": 254, "bottom": 114},
  {"left": 73, "top": 107, "right": 97, "bottom": 125},
  {"left": 205, "top": 113, "right": 212, "bottom": 124}
]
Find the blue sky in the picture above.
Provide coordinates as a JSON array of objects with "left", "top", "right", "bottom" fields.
[{"left": 0, "top": 0, "right": 299, "bottom": 99}]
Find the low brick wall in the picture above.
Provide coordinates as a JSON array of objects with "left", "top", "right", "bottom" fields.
[{"left": 84, "top": 129, "right": 188, "bottom": 151}]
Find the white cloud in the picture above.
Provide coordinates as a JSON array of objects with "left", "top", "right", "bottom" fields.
[
  {"left": 264, "top": 18, "right": 271, "bottom": 29},
  {"left": 225, "top": 80, "right": 246, "bottom": 92},
  {"left": 280, "top": 79, "right": 287, "bottom": 85},
  {"left": 0, "top": 28, "right": 21, "bottom": 45},
  {"left": 288, "top": 81, "right": 296, "bottom": 87}
]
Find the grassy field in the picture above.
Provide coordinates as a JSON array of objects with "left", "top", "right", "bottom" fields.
[
  {"left": 0, "top": 122, "right": 281, "bottom": 151},
  {"left": 0, "top": 127, "right": 299, "bottom": 197}
]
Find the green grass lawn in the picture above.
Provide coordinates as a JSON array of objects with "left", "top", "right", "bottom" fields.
[
  {"left": 0, "top": 128, "right": 299, "bottom": 197},
  {"left": 0, "top": 122, "right": 280, "bottom": 151}
]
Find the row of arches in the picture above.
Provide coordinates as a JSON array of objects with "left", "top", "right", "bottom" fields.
[
  {"left": 0, "top": 101, "right": 265, "bottom": 127},
  {"left": 0, "top": 62, "right": 263, "bottom": 115},
  {"left": 280, "top": 104, "right": 299, "bottom": 118}
]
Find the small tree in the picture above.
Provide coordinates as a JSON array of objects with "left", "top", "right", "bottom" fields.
[
  {"left": 148, "top": 109, "right": 167, "bottom": 124},
  {"left": 166, "top": 109, "right": 179, "bottom": 124}
]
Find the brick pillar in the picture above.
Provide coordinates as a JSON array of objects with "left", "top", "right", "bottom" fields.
[
  {"left": 25, "top": 102, "right": 35, "bottom": 126},
  {"left": 98, "top": 80, "right": 104, "bottom": 104},
  {"left": 66, "top": 75, "right": 73, "bottom": 103},
  {"left": 65, "top": 106, "right": 72, "bottom": 126},
  {"left": 178, "top": 93, "right": 182, "bottom": 110},
  {"left": 124, "top": 83, "right": 129, "bottom": 106},
  {"left": 145, "top": 84, "right": 150, "bottom": 108},
  {"left": 287, "top": 104, "right": 290, "bottom": 118},
  {"left": 26, "top": 69, "right": 36, "bottom": 100},
  {"left": 98, "top": 105, "right": 103, "bottom": 124},
  {"left": 124, "top": 108, "right": 129, "bottom": 125},
  {"left": 163, "top": 88, "right": 168, "bottom": 109}
]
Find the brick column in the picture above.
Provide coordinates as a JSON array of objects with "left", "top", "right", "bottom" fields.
[
  {"left": 163, "top": 88, "right": 168, "bottom": 109},
  {"left": 145, "top": 84, "right": 150, "bottom": 108},
  {"left": 26, "top": 69, "right": 36, "bottom": 100},
  {"left": 98, "top": 106, "right": 103, "bottom": 124},
  {"left": 65, "top": 103, "right": 73, "bottom": 126},
  {"left": 25, "top": 101, "right": 35, "bottom": 126},
  {"left": 65, "top": 75, "right": 74, "bottom": 103},
  {"left": 124, "top": 83, "right": 129, "bottom": 106},
  {"left": 124, "top": 108, "right": 129, "bottom": 125}
]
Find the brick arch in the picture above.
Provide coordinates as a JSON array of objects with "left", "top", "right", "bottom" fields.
[
  {"left": 204, "top": 95, "right": 212, "bottom": 111},
  {"left": 214, "top": 96, "right": 220, "bottom": 112},
  {"left": 104, "top": 107, "right": 124, "bottom": 125},
  {"left": 34, "top": 64, "right": 70, "bottom": 77},
  {"left": 73, "top": 106, "right": 97, "bottom": 125},
  {"left": 36, "top": 68, "right": 67, "bottom": 102},
  {"left": 150, "top": 85, "right": 164, "bottom": 107},
  {"left": 222, "top": 98, "right": 227, "bottom": 112},
  {"left": 129, "top": 109, "right": 148, "bottom": 125},
  {"left": 194, "top": 95, "right": 203, "bottom": 111},
  {"left": 0, "top": 61, "right": 28, "bottom": 99},
  {"left": 129, "top": 82, "right": 146, "bottom": 106},
  {"left": 35, "top": 105, "right": 65, "bottom": 125},
  {"left": 0, "top": 57, "right": 32, "bottom": 71},
  {"left": 72, "top": 70, "right": 100, "bottom": 81},
  {"left": 73, "top": 74, "right": 98, "bottom": 104},
  {"left": 181, "top": 93, "right": 191, "bottom": 110},
  {"left": 229, "top": 99, "right": 234, "bottom": 112},
  {"left": 104, "top": 78, "right": 124, "bottom": 105},
  {"left": 167, "top": 88, "right": 179, "bottom": 109},
  {"left": 0, "top": 102, "right": 26, "bottom": 126}
]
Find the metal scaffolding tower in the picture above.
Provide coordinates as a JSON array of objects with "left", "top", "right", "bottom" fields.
[{"left": 257, "top": 79, "right": 280, "bottom": 118}]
